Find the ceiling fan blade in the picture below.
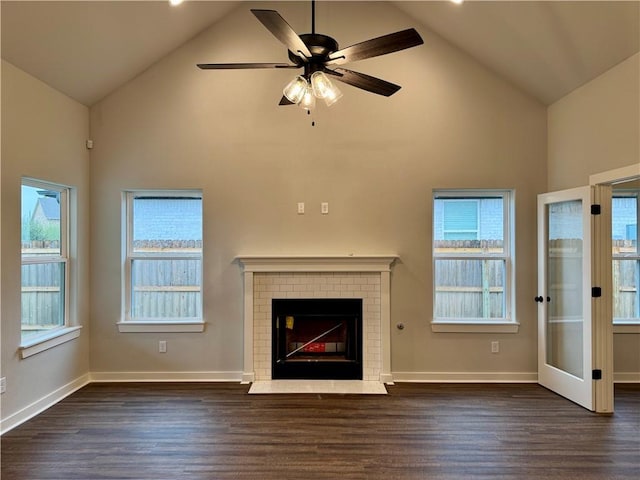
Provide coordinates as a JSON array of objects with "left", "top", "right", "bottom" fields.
[
  {"left": 279, "top": 95, "right": 295, "bottom": 106},
  {"left": 326, "top": 68, "right": 401, "bottom": 97},
  {"left": 197, "top": 63, "right": 299, "bottom": 70},
  {"left": 326, "top": 28, "right": 423, "bottom": 66},
  {"left": 251, "top": 9, "right": 312, "bottom": 60}
]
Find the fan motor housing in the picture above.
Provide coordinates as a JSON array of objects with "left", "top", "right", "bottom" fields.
[{"left": 288, "top": 33, "right": 339, "bottom": 65}]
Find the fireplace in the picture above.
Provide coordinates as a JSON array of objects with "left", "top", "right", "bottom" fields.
[
  {"left": 236, "top": 255, "right": 398, "bottom": 384},
  {"left": 272, "top": 299, "right": 363, "bottom": 380}
]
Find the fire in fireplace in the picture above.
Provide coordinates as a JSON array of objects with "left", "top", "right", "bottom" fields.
[{"left": 272, "top": 298, "right": 363, "bottom": 380}]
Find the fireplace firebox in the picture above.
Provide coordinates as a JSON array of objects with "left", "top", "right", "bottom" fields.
[{"left": 272, "top": 299, "right": 363, "bottom": 380}]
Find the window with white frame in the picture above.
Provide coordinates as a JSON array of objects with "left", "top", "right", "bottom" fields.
[
  {"left": 433, "top": 190, "right": 514, "bottom": 324},
  {"left": 612, "top": 191, "right": 638, "bottom": 324},
  {"left": 124, "top": 191, "right": 203, "bottom": 323},
  {"left": 21, "top": 179, "right": 69, "bottom": 342}
]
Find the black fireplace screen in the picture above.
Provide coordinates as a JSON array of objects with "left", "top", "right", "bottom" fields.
[{"left": 272, "top": 298, "right": 363, "bottom": 380}]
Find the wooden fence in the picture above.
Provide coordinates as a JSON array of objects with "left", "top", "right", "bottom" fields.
[
  {"left": 21, "top": 261, "right": 64, "bottom": 332},
  {"left": 130, "top": 240, "right": 202, "bottom": 318},
  {"left": 434, "top": 239, "right": 637, "bottom": 319},
  {"left": 613, "top": 240, "right": 638, "bottom": 318}
]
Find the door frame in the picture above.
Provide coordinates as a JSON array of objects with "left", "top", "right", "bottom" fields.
[{"left": 589, "top": 163, "right": 639, "bottom": 413}]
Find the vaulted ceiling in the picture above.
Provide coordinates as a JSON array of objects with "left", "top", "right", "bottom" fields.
[{"left": 2, "top": 1, "right": 638, "bottom": 107}]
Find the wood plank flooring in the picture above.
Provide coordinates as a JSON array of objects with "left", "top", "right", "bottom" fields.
[{"left": 1, "top": 383, "right": 638, "bottom": 480}]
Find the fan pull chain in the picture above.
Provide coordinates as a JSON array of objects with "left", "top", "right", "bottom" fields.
[{"left": 308, "top": 109, "right": 315, "bottom": 127}]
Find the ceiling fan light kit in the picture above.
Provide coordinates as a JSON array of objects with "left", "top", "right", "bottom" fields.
[
  {"left": 197, "top": 0, "right": 424, "bottom": 115},
  {"left": 283, "top": 75, "right": 308, "bottom": 104}
]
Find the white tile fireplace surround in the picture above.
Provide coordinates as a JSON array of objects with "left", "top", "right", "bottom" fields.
[{"left": 236, "top": 255, "right": 398, "bottom": 385}]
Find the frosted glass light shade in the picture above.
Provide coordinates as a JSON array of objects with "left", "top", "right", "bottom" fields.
[
  {"left": 299, "top": 84, "right": 316, "bottom": 110},
  {"left": 283, "top": 76, "right": 308, "bottom": 104}
]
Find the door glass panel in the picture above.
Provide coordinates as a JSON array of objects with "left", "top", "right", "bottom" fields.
[{"left": 546, "top": 200, "right": 584, "bottom": 379}]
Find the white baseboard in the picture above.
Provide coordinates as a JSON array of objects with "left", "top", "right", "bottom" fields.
[
  {"left": 392, "top": 371, "right": 539, "bottom": 383},
  {"left": 1, "top": 373, "right": 91, "bottom": 435},
  {"left": 614, "top": 372, "right": 640, "bottom": 383},
  {"left": 90, "top": 371, "right": 243, "bottom": 382}
]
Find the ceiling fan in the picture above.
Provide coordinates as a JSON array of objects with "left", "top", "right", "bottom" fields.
[{"left": 197, "top": 0, "right": 424, "bottom": 110}]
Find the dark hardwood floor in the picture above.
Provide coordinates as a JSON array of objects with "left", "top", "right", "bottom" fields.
[{"left": 1, "top": 382, "right": 638, "bottom": 480}]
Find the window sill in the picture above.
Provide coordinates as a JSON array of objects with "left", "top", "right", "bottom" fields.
[
  {"left": 117, "top": 321, "right": 206, "bottom": 333},
  {"left": 19, "top": 326, "right": 82, "bottom": 359},
  {"left": 431, "top": 321, "right": 520, "bottom": 333},
  {"left": 613, "top": 323, "right": 640, "bottom": 334}
]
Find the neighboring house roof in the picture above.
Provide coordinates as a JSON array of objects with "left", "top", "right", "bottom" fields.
[{"left": 33, "top": 196, "right": 60, "bottom": 221}]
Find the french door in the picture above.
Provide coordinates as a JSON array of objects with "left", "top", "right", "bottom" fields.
[{"left": 537, "top": 185, "right": 613, "bottom": 412}]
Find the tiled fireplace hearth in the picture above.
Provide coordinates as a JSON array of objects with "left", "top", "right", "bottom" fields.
[{"left": 236, "top": 256, "right": 398, "bottom": 384}]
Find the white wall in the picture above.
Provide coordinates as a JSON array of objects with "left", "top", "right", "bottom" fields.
[
  {"left": 88, "top": 1, "right": 547, "bottom": 380},
  {"left": 1, "top": 60, "right": 91, "bottom": 428},
  {"left": 548, "top": 53, "right": 640, "bottom": 377}
]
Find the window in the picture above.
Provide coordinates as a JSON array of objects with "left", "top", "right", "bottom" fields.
[
  {"left": 21, "top": 179, "right": 69, "bottom": 342},
  {"left": 432, "top": 190, "right": 516, "bottom": 332},
  {"left": 121, "top": 191, "right": 203, "bottom": 332},
  {"left": 612, "top": 191, "right": 639, "bottom": 324}
]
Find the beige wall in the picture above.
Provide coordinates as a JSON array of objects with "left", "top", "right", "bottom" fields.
[
  {"left": 88, "top": 1, "right": 547, "bottom": 379},
  {"left": 548, "top": 53, "right": 639, "bottom": 191},
  {"left": 548, "top": 53, "right": 640, "bottom": 376},
  {"left": 1, "top": 60, "right": 91, "bottom": 422}
]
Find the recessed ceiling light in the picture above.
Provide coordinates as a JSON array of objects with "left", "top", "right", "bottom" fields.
[{"left": 170, "top": 0, "right": 184, "bottom": 6}]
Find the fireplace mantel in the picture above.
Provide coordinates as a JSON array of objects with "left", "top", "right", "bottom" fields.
[
  {"left": 236, "top": 255, "right": 398, "bottom": 273},
  {"left": 236, "top": 255, "right": 398, "bottom": 385}
]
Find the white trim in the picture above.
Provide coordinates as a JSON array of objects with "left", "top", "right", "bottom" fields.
[
  {"left": 613, "top": 323, "right": 640, "bottom": 334},
  {"left": 117, "top": 321, "right": 205, "bottom": 333},
  {"left": 432, "top": 190, "right": 515, "bottom": 325},
  {"left": 242, "top": 272, "right": 254, "bottom": 384},
  {"left": 380, "top": 270, "right": 392, "bottom": 383},
  {"left": 392, "top": 371, "right": 538, "bottom": 383},
  {"left": 431, "top": 321, "right": 520, "bottom": 333},
  {"left": 123, "top": 190, "right": 203, "bottom": 323},
  {"left": 236, "top": 256, "right": 398, "bottom": 383},
  {"left": 614, "top": 372, "right": 640, "bottom": 383},
  {"left": 19, "top": 326, "right": 82, "bottom": 359},
  {"left": 236, "top": 255, "right": 398, "bottom": 273},
  {"left": 0, "top": 373, "right": 90, "bottom": 435},
  {"left": 589, "top": 164, "right": 640, "bottom": 186},
  {"left": 89, "top": 371, "right": 242, "bottom": 382},
  {"left": 592, "top": 184, "right": 614, "bottom": 413}
]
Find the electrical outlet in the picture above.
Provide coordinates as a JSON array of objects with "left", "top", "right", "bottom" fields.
[
  {"left": 0, "top": 377, "right": 6, "bottom": 394},
  {"left": 159, "top": 341, "right": 167, "bottom": 353},
  {"left": 491, "top": 341, "right": 499, "bottom": 354},
  {"left": 321, "top": 202, "right": 329, "bottom": 215},
  {"left": 297, "top": 202, "right": 305, "bottom": 214}
]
